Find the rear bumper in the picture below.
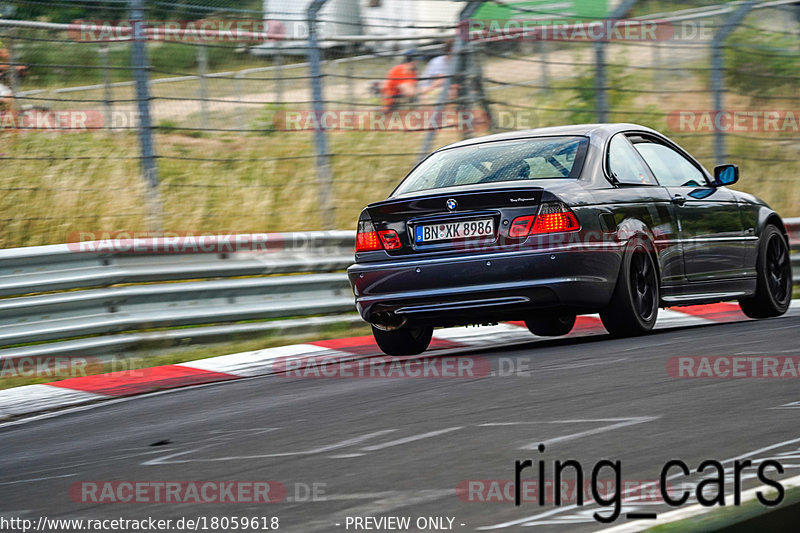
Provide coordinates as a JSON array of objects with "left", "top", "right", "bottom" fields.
[{"left": 347, "top": 243, "right": 624, "bottom": 327}]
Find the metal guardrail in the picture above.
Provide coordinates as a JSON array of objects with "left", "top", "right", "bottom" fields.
[
  {"left": 788, "top": 218, "right": 800, "bottom": 282},
  {"left": 0, "top": 231, "right": 358, "bottom": 361},
  {"left": 0, "top": 232, "right": 354, "bottom": 295},
  {"left": 0, "top": 221, "right": 797, "bottom": 363}
]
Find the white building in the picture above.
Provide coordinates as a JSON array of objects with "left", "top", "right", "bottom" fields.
[{"left": 254, "top": 0, "right": 460, "bottom": 54}]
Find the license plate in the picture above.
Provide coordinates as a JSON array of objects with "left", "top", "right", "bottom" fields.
[{"left": 415, "top": 218, "right": 495, "bottom": 243}]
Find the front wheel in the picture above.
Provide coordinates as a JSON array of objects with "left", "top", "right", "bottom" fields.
[
  {"left": 739, "top": 225, "right": 792, "bottom": 319},
  {"left": 372, "top": 325, "right": 433, "bottom": 356},
  {"left": 525, "top": 313, "right": 576, "bottom": 336},
  {"left": 600, "top": 239, "right": 659, "bottom": 337}
]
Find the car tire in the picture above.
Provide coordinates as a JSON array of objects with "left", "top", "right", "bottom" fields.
[
  {"left": 372, "top": 325, "right": 433, "bottom": 356},
  {"left": 600, "top": 238, "right": 659, "bottom": 337},
  {"left": 739, "top": 225, "right": 792, "bottom": 319},
  {"left": 525, "top": 313, "right": 576, "bottom": 336}
]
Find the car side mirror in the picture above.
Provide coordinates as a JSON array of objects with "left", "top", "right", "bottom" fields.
[{"left": 714, "top": 164, "right": 739, "bottom": 187}]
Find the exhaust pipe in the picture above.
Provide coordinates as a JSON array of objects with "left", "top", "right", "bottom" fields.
[{"left": 370, "top": 311, "right": 407, "bottom": 331}]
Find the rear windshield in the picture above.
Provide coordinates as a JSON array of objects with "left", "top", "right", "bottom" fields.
[{"left": 393, "top": 136, "right": 589, "bottom": 195}]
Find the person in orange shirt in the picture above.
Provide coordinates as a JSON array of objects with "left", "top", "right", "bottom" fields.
[{"left": 382, "top": 50, "right": 419, "bottom": 112}]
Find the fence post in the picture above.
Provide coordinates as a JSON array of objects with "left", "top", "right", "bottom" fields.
[
  {"left": 419, "top": 0, "right": 482, "bottom": 157},
  {"left": 595, "top": 0, "right": 637, "bottom": 123},
  {"left": 711, "top": 0, "right": 755, "bottom": 166},
  {"left": 234, "top": 71, "right": 243, "bottom": 103},
  {"left": 129, "top": 0, "right": 162, "bottom": 231},
  {"left": 465, "top": 38, "right": 493, "bottom": 137},
  {"left": 4, "top": 32, "right": 19, "bottom": 112},
  {"left": 346, "top": 43, "right": 355, "bottom": 105},
  {"left": 652, "top": 42, "right": 661, "bottom": 85},
  {"left": 275, "top": 44, "right": 284, "bottom": 105},
  {"left": 537, "top": 40, "right": 550, "bottom": 94},
  {"left": 197, "top": 43, "right": 209, "bottom": 130},
  {"left": 98, "top": 43, "right": 113, "bottom": 132},
  {"left": 307, "top": 0, "right": 335, "bottom": 230},
  {"left": 594, "top": 41, "right": 607, "bottom": 123}
]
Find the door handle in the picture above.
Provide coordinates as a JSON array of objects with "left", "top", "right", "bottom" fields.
[{"left": 672, "top": 194, "right": 687, "bottom": 206}]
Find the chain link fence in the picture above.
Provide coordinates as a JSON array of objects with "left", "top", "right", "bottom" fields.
[{"left": 0, "top": 0, "right": 798, "bottom": 248}]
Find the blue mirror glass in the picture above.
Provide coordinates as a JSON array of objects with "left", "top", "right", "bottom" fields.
[
  {"left": 689, "top": 188, "right": 714, "bottom": 199},
  {"left": 714, "top": 164, "right": 739, "bottom": 186},
  {"left": 719, "top": 166, "right": 735, "bottom": 185}
]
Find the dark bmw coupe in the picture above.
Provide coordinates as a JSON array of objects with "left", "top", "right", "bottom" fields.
[{"left": 347, "top": 124, "right": 792, "bottom": 355}]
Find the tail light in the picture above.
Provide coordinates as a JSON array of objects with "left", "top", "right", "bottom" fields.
[
  {"left": 509, "top": 215, "right": 535, "bottom": 238},
  {"left": 378, "top": 230, "right": 401, "bottom": 250},
  {"left": 532, "top": 202, "right": 580, "bottom": 234},
  {"left": 356, "top": 220, "right": 382, "bottom": 252},
  {"left": 356, "top": 220, "right": 402, "bottom": 252},
  {"left": 509, "top": 202, "right": 580, "bottom": 238}
]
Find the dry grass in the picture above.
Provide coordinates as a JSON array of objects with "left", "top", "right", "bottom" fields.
[
  {"left": 2, "top": 48, "right": 799, "bottom": 248},
  {"left": 0, "top": 128, "right": 464, "bottom": 247}
]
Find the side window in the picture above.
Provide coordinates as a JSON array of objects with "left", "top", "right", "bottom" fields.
[
  {"left": 633, "top": 142, "right": 708, "bottom": 187},
  {"left": 607, "top": 134, "right": 658, "bottom": 185}
]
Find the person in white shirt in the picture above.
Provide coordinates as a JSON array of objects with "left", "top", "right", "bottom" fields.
[
  {"left": 419, "top": 40, "right": 457, "bottom": 98},
  {"left": 0, "top": 82, "right": 12, "bottom": 110}
]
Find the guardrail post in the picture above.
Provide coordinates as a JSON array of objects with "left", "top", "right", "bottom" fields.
[
  {"left": 129, "top": 0, "right": 162, "bottom": 231},
  {"left": 595, "top": 0, "right": 638, "bottom": 123},
  {"left": 307, "top": 0, "right": 335, "bottom": 230},
  {"left": 711, "top": 0, "right": 756, "bottom": 166}
]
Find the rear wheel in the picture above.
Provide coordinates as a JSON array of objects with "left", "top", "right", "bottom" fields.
[
  {"left": 525, "top": 313, "right": 576, "bottom": 336},
  {"left": 739, "top": 225, "right": 792, "bottom": 319},
  {"left": 600, "top": 239, "right": 659, "bottom": 337},
  {"left": 372, "top": 325, "right": 433, "bottom": 356}
]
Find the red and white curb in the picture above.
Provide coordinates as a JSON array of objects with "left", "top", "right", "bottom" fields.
[{"left": 0, "top": 302, "right": 796, "bottom": 420}]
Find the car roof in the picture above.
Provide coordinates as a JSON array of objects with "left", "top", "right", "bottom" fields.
[{"left": 439, "top": 123, "right": 661, "bottom": 151}]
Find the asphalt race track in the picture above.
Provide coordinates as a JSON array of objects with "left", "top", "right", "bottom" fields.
[{"left": 2, "top": 309, "right": 800, "bottom": 532}]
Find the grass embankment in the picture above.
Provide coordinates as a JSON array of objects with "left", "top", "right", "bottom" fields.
[
  {"left": 4, "top": 40, "right": 798, "bottom": 248},
  {"left": 0, "top": 128, "right": 463, "bottom": 247},
  {"left": 2, "top": 101, "right": 797, "bottom": 248}
]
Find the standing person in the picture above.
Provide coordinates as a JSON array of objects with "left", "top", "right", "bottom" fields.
[
  {"left": 419, "top": 40, "right": 456, "bottom": 98},
  {"left": 382, "top": 50, "right": 419, "bottom": 112},
  {"left": 0, "top": 42, "right": 11, "bottom": 110},
  {"left": 0, "top": 81, "right": 11, "bottom": 110},
  {"left": 0, "top": 45, "right": 26, "bottom": 111}
]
